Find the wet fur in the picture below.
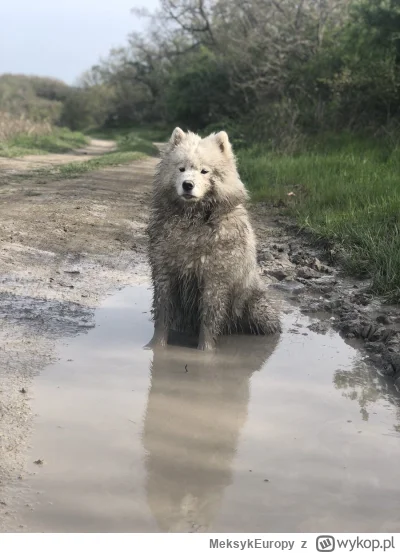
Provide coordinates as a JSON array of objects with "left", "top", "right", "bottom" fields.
[{"left": 147, "top": 128, "right": 281, "bottom": 350}]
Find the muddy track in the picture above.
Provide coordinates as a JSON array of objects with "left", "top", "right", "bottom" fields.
[
  {"left": 1, "top": 142, "right": 400, "bottom": 531},
  {"left": 0, "top": 144, "right": 153, "bottom": 529}
]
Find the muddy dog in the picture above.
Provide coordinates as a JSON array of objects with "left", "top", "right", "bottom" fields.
[{"left": 147, "top": 127, "right": 281, "bottom": 350}]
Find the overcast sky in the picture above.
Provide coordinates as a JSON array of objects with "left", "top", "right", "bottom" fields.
[{"left": 0, "top": 0, "right": 159, "bottom": 84}]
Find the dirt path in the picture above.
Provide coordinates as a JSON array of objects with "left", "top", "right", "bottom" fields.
[
  {"left": 0, "top": 138, "right": 116, "bottom": 173},
  {"left": 0, "top": 146, "right": 400, "bottom": 531},
  {"left": 0, "top": 152, "right": 153, "bottom": 530}
]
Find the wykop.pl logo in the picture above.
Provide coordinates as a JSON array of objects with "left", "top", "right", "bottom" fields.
[{"left": 316, "top": 536, "right": 335, "bottom": 552}]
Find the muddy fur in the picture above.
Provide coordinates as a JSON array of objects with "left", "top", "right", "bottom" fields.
[{"left": 147, "top": 127, "right": 281, "bottom": 350}]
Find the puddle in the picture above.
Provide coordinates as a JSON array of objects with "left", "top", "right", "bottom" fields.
[{"left": 17, "top": 286, "right": 400, "bottom": 532}]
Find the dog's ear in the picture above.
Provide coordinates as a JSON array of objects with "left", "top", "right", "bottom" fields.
[
  {"left": 214, "top": 131, "right": 232, "bottom": 156},
  {"left": 169, "top": 127, "right": 185, "bottom": 147}
]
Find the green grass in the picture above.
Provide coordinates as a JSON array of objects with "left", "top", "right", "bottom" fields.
[
  {"left": 16, "top": 128, "right": 159, "bottom": 179},
  {"left": 0, "top": 127, "right": 89, "bottom": 157},
  {"left": 238, "top": 134, "right": 400, "bottom": 302},
  {"left": 51, "top": 150, "right": 146, "bottom": 178},
  {"left": 114, "top": 133, "right": 159, "bottom": 156},
  {"left": 89, "top": 124, "right": 169, "bottom": 146},
  {"left": 49, "top": 128, "right": 160, "bottom": 177}
]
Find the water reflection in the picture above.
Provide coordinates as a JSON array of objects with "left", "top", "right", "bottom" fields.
[
  {"left": 142, "top": 333, "right": 280, "bottom": 532},
  {"left": 334, "top": 359, "right": 400, "bottom": 429}
]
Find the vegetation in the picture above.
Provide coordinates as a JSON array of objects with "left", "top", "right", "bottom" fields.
[
  {"left": 91, "top": 124, "right": 169, "bottom": 143},
  {"left": 49, "top": 0, "right": 400, "bottom": 139},
  {"left": 90, "top": 125, "right": 165, "bottom": 155},
  {"left": 239, "top": 135, "right": 400, "bottom": 301},
  {"left": 4, "top": 1, "right": 400, "bottom": 141},
  {"left": 0, "top": 74, "right": 69, "bottom": 123},
  {"left": 0, "top": 76, "right": 88, "bottom": 157},
  {"left": 0, "top": 121, "right": 88, "bottom": 157},
  {"left": 0, "top": 111, "right": 52, "bottom": 143},
  {"left": 46, "top": 150, "right": 147, "bottom": 179},
  {"left": 17, "top": 128, "right": 157, "bottom": 179}
]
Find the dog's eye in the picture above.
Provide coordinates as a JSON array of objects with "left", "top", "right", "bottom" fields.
[
  {"left": 201, "top": 169, "right": 209, "bottom": 174},
  {"left": 179, "top": 167, "right": 185, "bottom": 172}
]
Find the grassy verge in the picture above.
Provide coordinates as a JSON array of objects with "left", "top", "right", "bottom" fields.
[
  {"left": 0, "top": 127, "right": 89, "bottom": 157},
  {"left": 47, "top": 151, "right": 146, "bottom": 179},
  {"left": 238, "top": 133, "right": 400, "bottom": 302},
  {"left": 89, "top": 125, "right": 169, "bottom": 152},
  {"left": 49, "top": 127, "right": 161, "bottom": 177},
  {"left": 16, "top": 128, "right": 159, "bottom": 180}
]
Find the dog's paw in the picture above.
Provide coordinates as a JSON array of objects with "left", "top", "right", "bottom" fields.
[
  {"left": 144, "top": 336, "right": 167, "bottom": 349},
  {"left": 197, "top": 340, "right": 215, "bottom": 352}
]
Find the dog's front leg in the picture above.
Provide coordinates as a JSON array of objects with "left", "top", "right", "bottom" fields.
[
  {"left": 198, "top": 283, "right": 229, "bottom": 351},
  {"left": 147, "top": 277, "right": 170, "bottom": 348},
  {"left": 198, "top": 323, "right": 215, "bottom": 352}
]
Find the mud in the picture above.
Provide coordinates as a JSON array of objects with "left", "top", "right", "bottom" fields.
[
  {"left": 251, "top": 208, "right": 400, "bottom": 388},
  {"left": 1, "top": 141, "right": 400, "bottom": 532}
]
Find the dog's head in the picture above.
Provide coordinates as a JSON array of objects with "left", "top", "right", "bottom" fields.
[{"left": 156, "top": 128, "right": 248, "bottom": 209}]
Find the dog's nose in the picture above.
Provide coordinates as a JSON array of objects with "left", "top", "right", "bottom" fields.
[{"left": 182, "top": 180, "right": 194, "bottom": 192}]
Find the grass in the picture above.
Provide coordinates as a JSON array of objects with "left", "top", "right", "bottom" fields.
[
  {"left": 89, "top": 124, "right": 169, "bottom": 147},
  {"left": 0, "top": 126, "right": 88, "bottom": 157},
  {"left": 238, "top": 133, "right": 400, "bottom": 302},
  {"left": 49, "top": 150, "right": 146, "bottom": 178},
  {"left": 48, "top": 127, "right": 160, "bottom": 177},
  {"left": 14, "top": 128, "right": 159, "bottom": 180}
]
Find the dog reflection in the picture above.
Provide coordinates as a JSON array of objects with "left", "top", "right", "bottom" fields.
[{"left": 142, "top": 332, "right": 280, "bottom": 532}]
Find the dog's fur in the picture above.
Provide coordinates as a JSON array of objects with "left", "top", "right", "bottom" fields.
[{"left": 147, "top": 127, "right": 281, "bottom": 350}]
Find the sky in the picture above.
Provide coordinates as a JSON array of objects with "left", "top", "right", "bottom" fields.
[{"left": 0, "top": 0, "right": 159, "bottom": 84}]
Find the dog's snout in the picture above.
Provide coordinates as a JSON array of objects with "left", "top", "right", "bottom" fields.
[{"left": 182, "top": 180, "right": 194, "bottom": 192}]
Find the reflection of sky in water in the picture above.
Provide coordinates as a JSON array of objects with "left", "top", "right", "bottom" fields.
[{"left": 20, "top": 286, "right": 400, "bottom": 533}]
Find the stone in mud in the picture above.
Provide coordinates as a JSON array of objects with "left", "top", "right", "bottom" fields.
[
  {"left": 376, "top": 314, "right": 391, "bottom": 325},
  {"left": 323, "top": 298, "right": 343, "bottom": 311},
  {"left": 365, "top": 342, "right": 385, "bottom": 354},
  {"left": 358, "top": 323, "right": 384, "bottom": 341},
  {"left": 257, "top": 249, "right": 275, "bottom": 263},
  {"left": 288, "top": 248, "right": 309, "bottom": 264},
  {"left": 272, "top": 244, "right": 287, "bottom": 253},
  {"left": 384, "top": 352, "right": 400, "bottom": 374},
  {"left": 290, "top": 250, "right": 333, "bottom": 274},
  {"left": 351, "top": 292, "right": 373, "bottom": 306},
  {"left": 386, "top": 334, "right": 400, "bottom": 351},
  {"left": 380, "top": 362, "right": 396, "bottom": 377},
  {"left": 312, "top": 275, "right": 337, "bottom": 286},
  {"left": 311, "top": 259, "right": 334, "bottom": 274},
  {"left": 300, "top": 301, "right": 324, "bottom": 314},
  {"left": 270, "top": 280, "right": 305, "bottom": 295},
  {"left": 335, "top": 315, "right": 367, "bottom": 338},
  {"left": 264, "top": 268, "right": 290, "bottom": 281},
  {"left": 296, "top": 267, "right": 320, "bottom": 279},
  {"left": 308, "top": 321, "right": 329, "bottom": 334},
  {"left": 297, "top": 275, "right": 337, "bottom": 294}
]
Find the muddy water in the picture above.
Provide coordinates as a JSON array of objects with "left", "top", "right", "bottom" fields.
[{"left": 17, "top": 286, "right": 400, "bottom": 532}]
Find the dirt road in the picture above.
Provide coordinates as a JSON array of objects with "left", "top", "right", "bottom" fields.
[
  {"left": 0, "top": 141, "right": 152, "bottom": 529},
  {"left": 1, "top": 141, "right": 400, "bottom": 532}
]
